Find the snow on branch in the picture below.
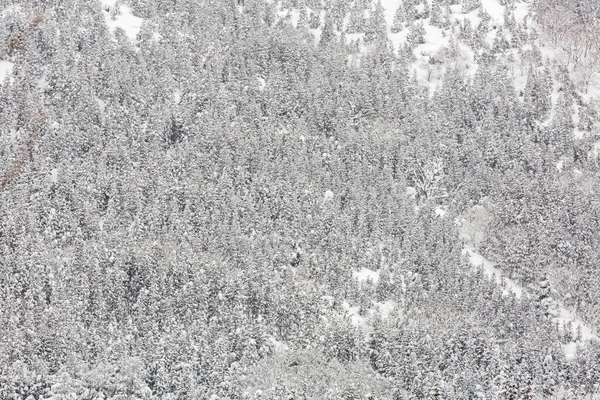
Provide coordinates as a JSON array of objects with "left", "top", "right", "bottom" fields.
[{"left": 0, "top": 14, "right": 45, "bottom": 194}]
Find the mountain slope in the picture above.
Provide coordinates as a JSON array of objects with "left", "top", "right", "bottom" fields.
[{"left": 1, "top": 0, "right": 600, "bottom": 398}]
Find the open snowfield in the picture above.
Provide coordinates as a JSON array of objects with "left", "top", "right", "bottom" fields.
[{"left": 100, "top": 0, "right": 143, "bottom": 42}]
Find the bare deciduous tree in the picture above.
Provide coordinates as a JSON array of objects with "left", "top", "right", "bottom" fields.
[{"left": 535, "top": 0, "right": 600, "bottom": 92}]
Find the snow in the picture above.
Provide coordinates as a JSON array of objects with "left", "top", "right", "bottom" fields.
[
  {"left": 353, "top": 267, "right": 380, "bottom": 284},
  {"left": 553, "top": 307, "right": 596, "bottom": 360},
  {"left": 480, "top": 0, "right": 505, "bottom": 25},
  {"left": 556, "top": 155, "right": 574, "bottom": 172},
  {"left": 37, "top": 75, "right": 49, "bottom": 90},
  {"left": 96, "top": 98, "right": 106, "bottom": 114},
  {"left": 513, "top": 2, "right": 529, "bottom": 21},
  {"left": 256, "top": 77, "right": 266, "bottom": 91},
  {"left": 462, "top": 244, "right": 523, "bottom": 298},
  {"left": 0, "top": 61, "right": 14, "bottom": 84},
  {"left": 100, "top": 0, "right": 143, "bottom": 43},
  {"left": 451, "top": 8, "right": 482, "bottom": 28},
  {"left": 1, "top": 4, "right": 21, "bottom": 15},
  {"left": 288, "top": 9, "right": 301, "bottom": 28},
  {"left": 50, "top": 168, "right": 58, "bottom": 184},
  {"left": 267, "top": 335, "right": 289, "bottom": 352},
  {"left": 323, "top": 189, "right": 334, "bottom": 202},
  {"left": 173, "top": 89, "right": 182, "bottom": 104},
  {"left": 512, "top": 66, "right": 528, "bottom": 93},
  {"left": 564, "top": 342, "right": 578, "bottom": 359},
  {"left": 590, "top": 140, "right": 600, "bottom": 159},
  {"left": 420, "top": 24, "right": 447, "bottom": 56},
  {"left": 341, "top": 299, "right": 397, "bottom": 331},
  {"left": 342, "top": 300, "right": 367, "bottom": 329},
  {"left": 380, "top": 0, "right": 400, "bottom": 28},
  {"left": 411, "top": 24, "right": 450, "bottom": 91},
  {"left": 322, "top": 0, "right": 600, "bottom": 120},
  {"left": 375, "top": 300, "right": 396, "bottom": 318},
  {"left": 460, "top": 206, "right": 598, "bottom": 359},
  {"left": 435, "top": 206, "right": 447, "bottom": 218}
]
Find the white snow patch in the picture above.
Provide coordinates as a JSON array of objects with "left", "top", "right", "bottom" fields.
[
  {"left": 480, "top": 0, "right": 505, "bottom": 25},
  {"left": 380, "top": 0, "right": 401, "bottom": 28},
  {"left": 323, "top": 189, "right": 334, "bottom": 202},
  {"left": 375, "top": 300, "right": 396, "bottom": 318},
  {"left": 256, "top": 76, "right": 266, "bottom": 91},
  {"left": 435, "top": 206, "right": 447, "bottom": 217},
  {"left": 37, "top": 75, "right": 49, "bottom": 90},
  {"left": 447, "top": 4, "right": 479, "bottom": 25},
  {"left": 341, "top": 299, "right": 398, "bottom": 333},
  {"left": 288, "top": 9, "right": 300, "bottom": 28},
  {"left": 342, "top": 300, "right": 367, "bottom": 329},
  {"left": 100, "top": 0, "right": 143, "bottom": 42},
  {"left": 590, "top": 140, "right": 600, "bottom": 159},
  {"left": 96, "top": 98, "right": 106, "bottom": 114},
  {"left": 513, "top": 2, "right": 529, "bottom": 21},
  {"left": 1, "top": 4, "right": 21, "bottom": 15},
  {"left": 564, "top": 342, "right": 577, "bottom": 360},
  {"left": 553, "top": 306, "right": 597, "bottom": 360},
  {"left": 463, "top": 244, "right": 523, "bottom": 298},
  {"left": 353, "top": 267, "right": 380, "bottom": 284},
  {"left": 547, "top": 294, "right": 598, "bottom": 360},
  {"left": 50, "top": 168, "right": 58, "bottom": 183},
  {"left": 513, "top": 69, "right": 528, "bottom": 93},
  {"left": 268, "top": 335, "right": 289, "bottom": 353},
  {"left": 556, "top": 155, "right": 574, "bottom": 172},
  {"left": 173, "top": 89, "right": 182, "bottom": 104},
  {"left": 0, "top": 61, "right": 14, "bottom": 84}
]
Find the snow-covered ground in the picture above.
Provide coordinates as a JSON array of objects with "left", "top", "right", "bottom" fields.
[
  {"left": 272, "top": 0, "right": 600, "bottom": 122},
  {"left": 353, "top": 267, "right": 380, "bottom": 285},
  {"left": 459, "top": 208, "right": 598, "bottom": 359},
  {"left": 0, "top": 60, "right": 14, "bottom": 84},
  {"left": 341, "top": 298, "right": 398, "bottom": 332},
  {"left": 100, "top": 0, "right": 143, "bottom": 43},
  {"left": 462, "top": 244, "right": 524, "bottom": 299}
]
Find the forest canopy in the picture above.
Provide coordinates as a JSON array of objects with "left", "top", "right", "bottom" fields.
[{"left": 1, "top": 0, "right": 600, "bottom": 398}]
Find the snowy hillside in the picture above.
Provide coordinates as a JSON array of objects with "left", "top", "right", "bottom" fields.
[
  {"left": 2, "top": 0, "right": 600, "bottom": 398},
  {"left": 282, "top": 0, "right": 600, "bottom": 356}
]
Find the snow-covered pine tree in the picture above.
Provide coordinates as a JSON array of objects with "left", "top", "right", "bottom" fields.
[{"left": 391, "top": 4, "right": 406, "bottom": 33}]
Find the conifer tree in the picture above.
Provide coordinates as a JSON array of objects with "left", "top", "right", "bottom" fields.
[
  {"left": 365, "top": 0, "right": 388, "bottom": 44},
  {"left": 320, "top": 11, "right": 336, "bottom": 46},
  {"left": 407, "top": 21, "right": 426, "bottom": 46},
  {"left": 462, "top": 0, "right": 481, "bottom": 13},
  {"left": 391, "top": 5, "right": 406, "bottom": 33},
  {"left": 347, "top": 2, "right": 366, "bottom": 33},
  {"left": 430, "top": 0, "right": 448, "bottom": 28}
]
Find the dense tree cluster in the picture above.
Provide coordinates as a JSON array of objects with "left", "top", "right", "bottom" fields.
[{"left": 1, "top": 0, "right": 600, "bottom": 398}]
